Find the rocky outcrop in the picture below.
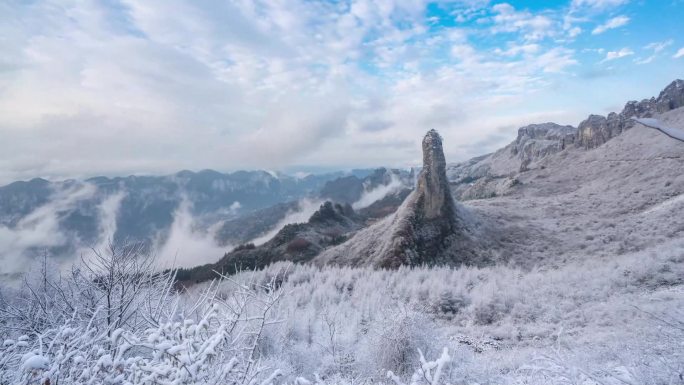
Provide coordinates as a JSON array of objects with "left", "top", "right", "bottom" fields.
[
  {"left": 399, "top": 130, "right": 463, "bottom": 265},
  {"left": 578, "top": 79, "right": 683, "bottom": 149},
  {"left": 458, "top": 176, "right": 520, "bottom": 200},
  {"left": 419, "top": 130, "right": 457, "bottom": 220},
  {"left": 656, "top": 79, "right": 684, "bottom": 113},
  {"left": 578, "top": 114, "right": 623, "bottom": 150},
  {"left": 512, "top": 123, "right": 577, "bottom": 164},
  {"left": 447, "top": 80, "right": 684, "bottom": 200},
  {"left": 315, "top": 130, "right": 485, "bottom": 268},
  {"left": 446, "top": 123, "right": 574, "bottom": 200}
]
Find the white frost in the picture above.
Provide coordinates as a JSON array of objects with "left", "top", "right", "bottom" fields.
[
  {"left": 22, "top": 354, "right": 49, "bottom": 370},
  {"left": 632, "top": 117, "right": 684, "bottom": 142}
]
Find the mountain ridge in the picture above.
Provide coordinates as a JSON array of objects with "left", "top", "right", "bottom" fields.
[{"left": 448, "top": 79, "right": 684, "bottom": 201}]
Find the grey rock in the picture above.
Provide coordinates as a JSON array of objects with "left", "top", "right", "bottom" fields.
[
  {"left": 316, "top": 130, "right": 485, "bottom": 268},
  {"left": 419, "top": 130, "right": 456, "bottom": 220},
  {"left": 578, "top": 79, "right": 682, "bottom": 149},
  {"left": 447, "top": 123, "right": 574, "bottom": 200},
  {"left": 656, "top": 79, "right": 684, "bottom": 113},
  {"left": 512, "top": 123, "right": 577, "bottom": 162}
]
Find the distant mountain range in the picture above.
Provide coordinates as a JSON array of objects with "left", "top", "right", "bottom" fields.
[
  {"left": 178, "top": 78, "right": 684, "bottom": 283},
  {"left": 2, "top": 79, "right": 682, "bottom": 280},
  {"left": 0, "top": 168, "right": 413, "bottom": 275}
]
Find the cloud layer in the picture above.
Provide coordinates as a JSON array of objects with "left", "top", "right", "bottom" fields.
[{"left": 0, "top": 0, "right": 682, "bottom": 184}]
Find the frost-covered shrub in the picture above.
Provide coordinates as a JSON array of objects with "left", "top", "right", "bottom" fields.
[
  {"left": 0, "top": 245, "right": 285, "bottom": 385},
  {"left": 432, "top": 290, "right": 469, "bottom": 319},
  {"left": 2, "top": 238, "right": 683, "bottom": 385},
  {"left": 387, "top": 348, "right": 452, "bottom": 385},
  {"left": 371, "top": 310, "right": 439, "bottom": 377},
  {"left": 1, "top": 278, "right": 284, "bottom": 385},
  {"left": 470, "top": 282, "right": 512, "bottom": 326}
]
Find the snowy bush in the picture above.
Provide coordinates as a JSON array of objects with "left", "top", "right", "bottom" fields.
[
  {"left": 1, "top": 238, "right": 683, "bottom": 384},
  {"left": 0, "top": 245, "right": 284, "bottom": 385},
  {"left": 1, "top": 292, "right": 283, "bottom": 384}
]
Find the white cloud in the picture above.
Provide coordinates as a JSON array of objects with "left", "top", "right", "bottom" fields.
[
  {"left": 91, "top": 191, "right": 126, "bottom": 252},
  {"left": 451, "top": 43, "right": 479, "bottom": 62},
  {"left": 634, "top": 40, "right": 673, "bottom": 65},
  {"left": 494, "top": 43, "right": 541, "bottom": 57},
  {"left": 229, "top": 201, "right": 242, "bottom": 212},
  {"left": 0, "top": 182, "right": 96, "bottom": 274},
  {"left": 572, "top": 0, "right": 630, "bottom": 9},
  {"left": 249, "top": 198, "right": 324, "bottom": 246},
  {"left": 644, "top": 40, "right": 673, "bottom": 53},
  {"left": 536, "top": 48, "right": 579, "bottom": 73},
  {"left": 567, "top": 26, "right": 582, "bottom": 38},
  {"left": 674, "top": 48, "right": 684, "bottom": 59},
  {"left": 601, "top": 47, "right": 634, "bottom": 62},
  {"left": 591, "top": 15, "right": 630, "bottom": 35},
  {"left": 155, "top": 199, "right": 229, "bottom": 268},
  {"left": 1, "top": 0, "right": 673, "bottom": 185},
  {"left": 489, "top": 3, "right": 555, "bottom": 41},
  {"left": 634, "top": 56, "right": 655, "bottom": 65},
  {"left": 352, "top": 174, "right": 404, "bottom": 210}
]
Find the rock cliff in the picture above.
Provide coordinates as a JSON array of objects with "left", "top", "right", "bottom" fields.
[
  {"left": 578, "top": 79, "right": 684, "bottom": 149},
  {"left": 447, "top": 79, "right": 684, "bottom": 200},
  {"left": 315, "top": 130, "right": 485, "bottom": 268}
]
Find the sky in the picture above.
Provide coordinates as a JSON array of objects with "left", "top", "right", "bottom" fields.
[{"left": 0, "top": 0, "right": 682, "bottom": 184}]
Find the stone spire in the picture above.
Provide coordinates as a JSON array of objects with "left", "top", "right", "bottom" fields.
[
  {"left": 416, "top": 129, "right": 455, "bottom": 220},
  {"left": 315, "top": 129, "right": 478, "bottom": 269}
]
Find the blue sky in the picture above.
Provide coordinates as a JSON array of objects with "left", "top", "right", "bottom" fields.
[{"left": 0, "top": 0, "right": 682, "bottom": 183}]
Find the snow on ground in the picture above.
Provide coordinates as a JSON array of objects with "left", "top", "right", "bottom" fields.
[
  {"left": 1, "top": 109, "right": 683, "bottom": 385},
  {"left": 464, "top": 107, "right": 684, "bottom": 267},
  {"left": 633, "top": 117, "right": 684, "bottom": 142},
  {"left": 219, "top": 238, "right": 683, "bottom": 384}
]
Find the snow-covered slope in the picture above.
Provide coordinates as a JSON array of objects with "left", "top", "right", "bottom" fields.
[
  {"left": 467, "top": 106, "right": 684, "bottom": 267},
  {"left": 633, "top": 117, "right": 684, "bottom": 142},
  {"left": 316, "top": 130, "right": 492, "bottom": 268},
  {"left": 317, "top": 107, "right": 684, "bottom": 270},
  {"left": 448, "top": 79, "right": 684, "bottom": 201}
]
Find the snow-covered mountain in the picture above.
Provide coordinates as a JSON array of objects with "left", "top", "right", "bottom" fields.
[
  {"left": 315, "top": 130, "right": 488, "bottom": 268},
  {"left": 0, "top": 168, "right": 413, "bottom": 275},
  {"left": 447, "top": 79, "right": 684, "bottom": 201},
  {"left": 177, "top": 79, "right": 684, "bottom": 281},
  {"left": 2, "top": 80, "right": 683, "bottom": 385}
]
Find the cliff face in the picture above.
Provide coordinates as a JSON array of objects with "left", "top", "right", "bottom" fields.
[
  {"left": 446, "top": 80, "right": 684, "bottom": 202},
  {"left": 578, "top": 79, "right": 684, "bottom": 149},
  {"left": 418, "top": 130, "right": 456, "bottom": 220},
  {"left": 315, "top": 130, "right": 485, "bottom": 268},
  {"left": 656, "top": 79, "right": 684, "bottom": 113},
  {"left": 512, "top": 123, "right": 577, "bottom": 166}
]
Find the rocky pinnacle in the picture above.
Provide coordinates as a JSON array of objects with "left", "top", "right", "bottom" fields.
[
  {"left": 315, "top": 129, "right": 480, "bottom": 268},
  {"left": 417, "top": 129, "right": 457, "bottom": 221}
]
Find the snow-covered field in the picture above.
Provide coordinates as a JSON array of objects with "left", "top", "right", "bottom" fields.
[
  {"left": 1, "top": 106, "right": 683, "bottom": 385},
  {"left": 1, "top": 236, "right": 682, "bottom": 384}
]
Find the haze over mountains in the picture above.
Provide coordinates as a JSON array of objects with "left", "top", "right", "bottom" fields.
[
  {"left": 1, "top": 77, "right": 683, "bottom": 384},
  {"left": 1, "top": 79, "right": 683, "bottom": 280},
  {"left": 0, "top": 167, "right": 413, "bottom": 276},
  {"left": 169, "top": 78, "right": 683, "bottom": 282},
  {"left": 3, "top": 0, "right": 684, "bottom": 382}
]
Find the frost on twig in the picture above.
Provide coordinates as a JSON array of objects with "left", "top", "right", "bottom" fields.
[
  {"left": 387, "top": 347, "right": 451, "bottom": 385},
  {"left": 0, "top": 244, "right": 285, "bottom": 385}
]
